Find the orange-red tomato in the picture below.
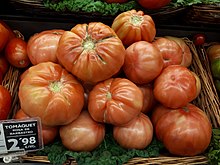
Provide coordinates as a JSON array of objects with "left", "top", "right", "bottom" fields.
[
  {"left": 123, "top": 41, "right": 164, "bottom": 84},
  {"left": 153, "top": 65, "right": 197, "bottom": 108},
  {"left": 155, "top": 103, "right": 212, "bottom": 156},
  {"left": 113, "top": 113, "right": 153, "bottom": 149},
  {"left": 137, "top": 0, "right": 171, "bottom": 9},
  {"left": 18, "top": 62, "right": 85, "bottom": 126},
  {"left": 111, "top": 10, "right": 156, "bottom": 47},
  {"left": 165, "top": 36, "right": 192, "bottom": 67},
  {"left": 5, "top": 38, "right": 30, "bottom": 68},
  {"left": 27, "top": 29, "right": 64, "bottom": 65},
  {"left": 59, "top": 110, "right": 105, "bottom": 152},
  {"left": 88, "top": 78, "right": 143, "bottom": 126},
  {"left": 207, "top": 44, "right": 220, "bottom": 62},
  {"left": 153, "top": 37, "right": 183, "bottom": 68},
  {"left": 0, "top": 85, "right": 11, "bottom": 120},
  {"left": 14, "top": 109, "right": 59, "bottom": 145},
  {"left": 56, "top": 22, "right": 125, "bottom": 84}
]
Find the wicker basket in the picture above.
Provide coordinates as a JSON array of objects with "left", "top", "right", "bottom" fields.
[
  {"left": 185, "top": 3, "right": 220, "bottom": 25},
  {"left": 2, "top": 38, "right": 219, "bottom": 165}
]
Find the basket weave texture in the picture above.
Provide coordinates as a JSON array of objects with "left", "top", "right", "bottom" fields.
[{"left": 2, "top": 38, "right": 218, "bottom": 164}]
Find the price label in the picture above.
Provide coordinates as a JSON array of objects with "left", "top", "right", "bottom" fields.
[{"left": 0, "top": 118, "right": 43, "bottom": 157}]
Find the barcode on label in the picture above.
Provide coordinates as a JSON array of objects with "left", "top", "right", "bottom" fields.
[{"left": 0, "top": 124, "right": 7, "bottom": 154}]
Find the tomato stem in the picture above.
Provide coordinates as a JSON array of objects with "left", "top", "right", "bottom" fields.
[
  {"left": 49, "top": 81, "right": 62, "bottom": 93},
  {"left": 130, "top": 15, "right": 143, "bottom": 26},
  {"left": 106, "top": 92, "right": 112, "bottom": 99}
]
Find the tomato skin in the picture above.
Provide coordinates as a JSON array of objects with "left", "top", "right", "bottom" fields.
[
  {"left": 155, "top": 103, "right": 212, "bottom": 156},
  {"left": 59, "top": 110, "right": 105, "bottom": 152},
  {"left": 18, "top": 62, "right": 84, "bottom": 126},
  {"left": 104, "top": 0, "right": 128, "bottom": 3},
  {"left": 0, "top": 54, "right": 9, "bottom": 76},
  {"left": 0, "top": 85, "right": 11, "bottom": 120},
  {"left": 57, "top": 22, "right": 125, "bottom": 84},
  {"left": 5, "top": 38, "right": 30, "bottom": 68},
  {"left": 193, "top": 33, "right": 206, "bottom": 46},
  {"left": 211, "top": 58, "right": 220, "bottom": 79},
  {"left": 113, "top": 113, "right": 153, "bottom": 149},
  {"left": 153, "top": 65, "right": 197, "bottom": 108},
  {"left": 137, "top": 0, "right": 171, "bottom": 9},
  {"left": 27, "top": 29, "right": 64, "bottom": 65},
  {"left": 123, "top": 41, "right": 164, "bottom": 84},
  {"left": 153, "top": 37, "right": 183, "bottom": 68},
  {"left": 14, "top": 109, "right": 59, "bottom": 145},
  {"left": 0, "top": 23, "right": 10, "bottom": 52},
  {"left": 88, "top": 78, "right": 143, "bottom": 126},
  {"left": 207, "top": 44, "right": 220, "bottom": 62},
  {"left": 165, "top": 36, "right": 192, "bottom": 67},
  {"left": 111, "top": 10, "right": 156, "bottom": 46}
]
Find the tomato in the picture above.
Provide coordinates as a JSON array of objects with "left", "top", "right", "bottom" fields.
[
  {"left": 153, "top": 65, "right": 197, "bottom": 108},
  {"left": 123, "top": 41, "right": 164, "bottom": 84},
  {"left": 18, "top": 62, "right": 84, "bottom": 126},
  {"left": 137, "top": 0, "right": 171, "bottom": 9},
  {"left": 14, "top": 109, "right": 59, "bottom": 145},
  {"left": 207, "top": 44, "right": 220, "bottom": 62},
  {"left": 0, "top": 85, "right": 11, "bottom": 120},
  {"left": 0, "top": 20, "right": 16, "bottom": 41},
  {"left": 153, "top": 37, "right": 183, "bottom": 68},
  {"left": 113, "top": 113, "right": 153, "bottom": 149},
  {"left": 57, "top": 22, "right": 125, "bottom": 84},
  {"left": 155, "top": 103, "right": 212, "bottom": 156},
  {"left": 0, "top": 22, "right": 10, "bottom": 52},
  {"left": 27, "top": 29, "right": 64, "bottom": 65},
  {"left": 138, "top": 83, "right": 156, "bottom": 114},
  {"left": 193, "top": 33, "right": 206, "bottom": 46},
  {"left": 191, "top": 71, "right": 201, "bottom": 98},
  {"left": 165, "top": 36, "right": 192, "bottom": 67},
  {"left": 211, "top": 58, "right": 220, "bottom": 79},
  {"left": 0, "top": 54, "right": 9, "bottom": 76},
  {"left": 88, "top": 78, "right": 143, "bottom": 126},
  {"left": 59, "top": 110, "right": 105, "bottom": 151},
  {"left": 104, "top": 0, "right": 128, "bottom": 3},
  {"left": 5, "top": 38, "right": 30, "bottom": 68},
  {"left": 111, "top": 10, "right": 156, "bottom": 47}
]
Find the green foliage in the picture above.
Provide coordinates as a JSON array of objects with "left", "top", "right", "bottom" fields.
[
  {"left": 207, "top": 128, "right": 220, "bottom": 165},
  {"left": 36, "top": 131, "right": 164, "bottom": 165}
]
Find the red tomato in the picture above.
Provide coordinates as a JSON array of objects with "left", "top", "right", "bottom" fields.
[
  {"left": 153, "top": 37, "right": 183, "bottom": 68},
  {"left": 0, "top": 54, "right": 9, "bottom": 76},
  {"left": 0, "top": 20, "right": 16, "bottom": 41},
  {"left": 0, "top": 22, "right": 10, "bottom": 52},
  {"left": 191, "top": 71, "right": 201, "bottom": 98},
  {"left": 5, "top": 38, "right": 30, "bottom": 68},
  {"left": 137, "top": 0, "right": 171, "bottom": 9},
  {"left": 165, "top": 36, "right": 192, "bottom": 67},
  {"left": 14, "top": 109, "right": 59, "bottom": 145},
  {"left": 123, "top": 41, "right": 164, "bottom": 84},
  {"left": 113, "top": 113, "right": 153, "bottom": 149},
  {"left": 207, "top": 44, "right": 220, "bottom": 62},
  {"left": 57, "top": 22, "right": 125, "bottom": 84},
  {"left": 153, "top": 65, "right": 197, "bottom": 108},
  {"left": 193, "top": 33, "right": 206, "bottom": 46},
  {"left": 59, "top": 110, "right": 105, "bottom": 152},
  {"left": 27, "top": 29, "right": 64, "bottom": 65},
  {"left": 18, "top": 62, "right": 85, "bottom": 126},
  {"left": 138, "top": 84, "right": 156, "bottom": 114},
  {"left": 155, "top": 103, "right": 212, "bottom": 156},
  {"left": 111, "top": 10, "right": 156, "bottom": 47},
  {"left": 0, "top": 85, "right": 11, "bottom": 120},
  {"left": 104, "top": 0, "right": 128, "bottom": 3},
  {"left": 88, "top": 78, "right": 143, "bottom": 126}
]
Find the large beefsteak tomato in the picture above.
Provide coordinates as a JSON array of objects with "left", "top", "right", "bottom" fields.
[
  {"left": 155, "top": 103, "right": 212, "bottom": 156},
  {"left": 18, "top": 62, "right": 84, "bottom": 126},
  {"left": 153, "top": 65, "right": 197, "bottom": 108},
  {"left": 111, "top": 9, "right": 156, "bottom": 46},
  {"left": 56, "top": 22, "right": 125, "bottom": 84},
  {"left": 88, "top": 78, "right": 143, "bottom": 126}
]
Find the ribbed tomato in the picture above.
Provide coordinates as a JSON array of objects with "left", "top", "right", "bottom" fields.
[
  {"left": 111, "top": 10, "right": 156, "bottom": 46},
  {"left": 56, "top": 22, "right": 125, "bottom": 84},
  {"left": 14, "top": 109, "right": 59, "bottom": 145},
  {"left": 18, "top": 62, "right": 84, "bottom": 126},
  {"left": 27, "top": 29, "right": 64, "bottom": 65},
  {"left": 153, "top": 65, "right": 197, "bottom": 108},
  {"left": 113, "top": 112, "right": 153, "bottom": 149},
  {"left": 155, "top": 103, "right": 212, "bottom": 156},
  {"left": 123, "top": 41, "right": 164, "bottom": 84},
  {"left": 88, "top": 78, "right": 143, "bottom": 126}
]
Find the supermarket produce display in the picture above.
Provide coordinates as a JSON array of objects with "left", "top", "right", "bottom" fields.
[{"left": 0, "top": 0, "right": 220, "bottom": 165}]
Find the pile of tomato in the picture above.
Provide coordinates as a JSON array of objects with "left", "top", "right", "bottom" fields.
[{"left": 0, "top": 9, "right": 213, "bottom": 157}]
